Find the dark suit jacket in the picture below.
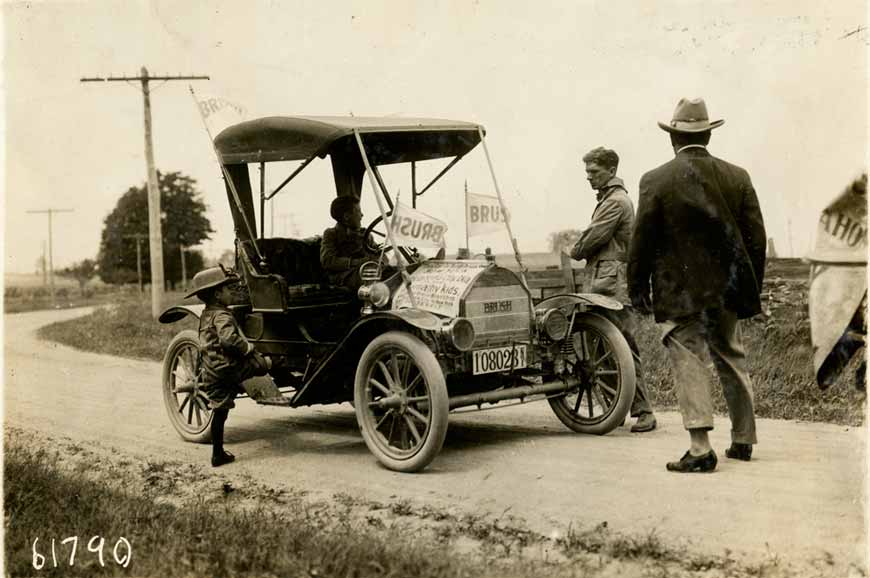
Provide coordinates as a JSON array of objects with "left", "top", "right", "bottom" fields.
[
  {"left": 319, "top": 223, "right": 380, "bottom": 288},
  {"left": 628, "top": 147, "right": 766, "bottom": 321}
]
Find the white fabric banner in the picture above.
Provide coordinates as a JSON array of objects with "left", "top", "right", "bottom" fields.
[
  {"left": 194, "top": 93, "right": 248, "bottom": 138},
  {"left": 392, "top": 260, "right": 489, "bottom": 316},
  {"left": 466, "top": 192, "right": 510, "bottom": 237},
  {"left": 389, "top": 201, "right": 447, "bottom": 248}
]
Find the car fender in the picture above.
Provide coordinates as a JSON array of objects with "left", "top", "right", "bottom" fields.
[
  {"left": 290, "top": 308, "right": 444, "bottom": 407},
  {"left": 158, "top": 304, "right": 206, "bottom": 324},
  {"left": 535, "top": 293, "right": 624, "bottom": 313},
  {"left": 379, "top": 308, "right": 444, "bottom": 331}
]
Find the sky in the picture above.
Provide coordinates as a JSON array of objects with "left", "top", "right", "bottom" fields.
[{"left": 3, "top": 0, "right": 867, "bottom": 274}]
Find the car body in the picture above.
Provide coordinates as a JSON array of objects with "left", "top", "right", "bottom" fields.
[{"left": 160, "top": 115, "right": 637, "bottom": 472}]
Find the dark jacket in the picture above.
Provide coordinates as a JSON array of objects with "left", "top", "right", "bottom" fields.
[
  {"left": 320, "top": 223, "right": 381, "bottom": 287},
  {"left": 198, "top": 304, "right": 255, "bottom": 387},
  {"left": 627, "top": 147, "right": 766, "bottom": 321}
]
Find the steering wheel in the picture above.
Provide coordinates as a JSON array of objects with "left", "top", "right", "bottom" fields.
[{"left": 363, "top": 214, "right": 419, "bottom": 264}]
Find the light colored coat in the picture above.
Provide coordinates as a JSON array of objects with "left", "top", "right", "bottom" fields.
[{"left": 570, "top": 177, "right": 634, "bottom": 302}]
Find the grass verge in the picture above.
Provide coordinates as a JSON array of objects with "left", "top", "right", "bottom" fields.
[
  {"left": 36, "top": 295, "right": 196, "bottom": 361},
  {"left": 634, "top": 278, "right": 865, "bottom": 425},
  {"left": 6, "top": 428, "right": 820, "bottom": 578}
]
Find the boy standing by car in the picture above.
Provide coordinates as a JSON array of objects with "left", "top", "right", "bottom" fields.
[
  {"left": 186, "top": 266, "right": 272, "bottom": 467},
  {"left": 570, "top": 147, "right": 657, "bottom": 433}
]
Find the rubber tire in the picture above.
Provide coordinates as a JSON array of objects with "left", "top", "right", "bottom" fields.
[
  {"left": 548, "top": 313, "right": 636, "bottom": 435},
  {"left": 354, "top": 331, "right": 449, "bottom": 472},
  {"left": 162, "top": 329, "right": 213, "bottom": 443}
]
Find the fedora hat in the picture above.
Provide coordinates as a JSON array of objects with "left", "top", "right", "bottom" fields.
[
  {"left": 658, "top": 98, "right": 724, "bottom": 133},
  {"left": 184, "top": 266, "right": 239, "bottom": 299}
]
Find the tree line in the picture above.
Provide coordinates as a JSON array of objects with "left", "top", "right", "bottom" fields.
[{"left": 60, "top": 171, "right": 214, "bottom": 291}]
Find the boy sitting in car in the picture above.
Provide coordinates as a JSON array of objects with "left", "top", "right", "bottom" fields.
[{"left": 320, "top": 196, "right": 389, "bottom": 291}]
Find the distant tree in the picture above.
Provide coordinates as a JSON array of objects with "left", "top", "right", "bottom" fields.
[
  {"left": 216, "top": 249, "right": 236, "bottom": 269},
  {"left": 98, "top": 171, "right": 214, "bottom": 287},
  {"left": 59, "top": 259, "right": 98, "bottom": 295},
  {"left": 548, "top": 229, "right": 583, "bottom": 255},
  {"left": 179, "top": 248, "right": 207, "bottom": 286}
]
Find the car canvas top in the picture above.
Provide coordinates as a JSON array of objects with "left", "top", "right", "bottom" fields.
[{"left": 214, "top": 116, "right": 484, "bottom": 164}]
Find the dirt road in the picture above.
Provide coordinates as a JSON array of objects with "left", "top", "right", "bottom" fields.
[{"left": 5, "top": 308, "right": 866, "bottom": 571}]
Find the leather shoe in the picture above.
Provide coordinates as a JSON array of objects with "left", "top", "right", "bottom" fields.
[
  {"left": 211, "top": 451, "right": 235, "bottom": 468},
  {"left": 725, "top": 443, "right": 752, "bottom": 461},
  {"left": 630, "top": 413, "right": 657, "bottom": 433},
  {"left": 666, "top": 450, "right": 717, "bottom": 473}
]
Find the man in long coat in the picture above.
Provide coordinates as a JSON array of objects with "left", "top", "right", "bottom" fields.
[{"left": 628, "top": 98, "right": 767, "bottom": 473}]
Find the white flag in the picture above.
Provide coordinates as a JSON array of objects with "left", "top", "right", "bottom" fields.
[
  {"left": 466, "top": 192, "right": 510, "bottom": 237},
  {"left": 389, "top": 202, "right": 447, "bottom": 248},
  {"left": 194, "top": 93, "right": 248, "bottom": 138}
]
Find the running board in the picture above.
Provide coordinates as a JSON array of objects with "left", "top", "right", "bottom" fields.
[{"left": 255, "top": 396, "right": 293, "bottom": 406}]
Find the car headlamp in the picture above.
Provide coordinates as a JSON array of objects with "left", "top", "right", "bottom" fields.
[
  {"left": 538, "top": 308, "right": 569, "bottom": 341},
  {"left": 357, "top": 282, "right": 390, "bottom": 308},
  {"left": 441, "top": 318, "right": 475, "bottom": 352}
]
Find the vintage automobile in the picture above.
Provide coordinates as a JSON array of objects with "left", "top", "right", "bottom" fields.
[{"left": 160, "top": 115, "right": 637, "bottom": 472}]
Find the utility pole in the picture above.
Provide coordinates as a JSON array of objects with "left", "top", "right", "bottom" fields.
[
  {"left": 27, "top": 208, "right": 73, "bottom": 308},
  {"left": 41, "top": 242, "right": 47, "bottom": 286},
  {"left": 180, "top": 245, "right": 188, "bottom": 291},
  {"left": 81, "top": 68, "right": 209, "bottom": 318},
  {"left": 123, "top": 233, "right": 148, "bottom": 294}
]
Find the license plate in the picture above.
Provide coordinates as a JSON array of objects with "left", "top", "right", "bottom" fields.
[{"left": 472, "top": 344, "right": 528, "bottom": 375}]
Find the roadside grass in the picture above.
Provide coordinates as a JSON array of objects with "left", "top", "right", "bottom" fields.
[
  {"left": 36, "top": 293, "right": 196, "bottom": 361},
  {"left": 3, "top": 284, "right": 133, "bottom": 314},
  {"left": 5, "top": 436, "right": 499, "bottom": 578},
  {"left": 636, "top": 278, "right": 865, "bottom": 426},
  {"left": 4, "top": 430, "right": 808, "bottom": 578}
]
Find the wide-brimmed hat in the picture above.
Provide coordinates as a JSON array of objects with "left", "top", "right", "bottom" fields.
[
  {"left": 184, "top": 266, "right": 239, "bottom": 299},
  {"left": 658, "top": 98, "right": 724, "bottom": 133}
]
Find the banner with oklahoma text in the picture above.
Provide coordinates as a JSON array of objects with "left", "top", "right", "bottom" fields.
[{"left": 807, "top": 173, "right": 867, "bottom": 386}]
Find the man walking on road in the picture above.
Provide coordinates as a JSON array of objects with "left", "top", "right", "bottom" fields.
[
  {"left": 628, "top": 98, "right": 767, "bottom": 473},
  {"left": 570, "top": 146, "right": 657, "bottom": 433}
]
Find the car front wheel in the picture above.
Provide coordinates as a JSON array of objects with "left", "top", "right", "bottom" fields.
[
  {"left": 548, "top": 313, "right": 636, "bottom": 435},
  {"left": 354, "top": 331, "right": 448, "bottom": 472}
]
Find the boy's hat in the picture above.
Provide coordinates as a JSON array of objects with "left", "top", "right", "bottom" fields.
[{"left": 185, "top": 266, "right": 239, "bottom": 299}]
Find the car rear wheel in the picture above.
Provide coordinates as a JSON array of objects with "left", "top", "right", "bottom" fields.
[
  {"left": 354, "top": 331, "right": 448, "bottom": 472},
  {"left": 548, "top": 313, "right": 636, "bottom": 435},
  {"left": 162, "top": 329, "right": 213, "bottom": 443}
]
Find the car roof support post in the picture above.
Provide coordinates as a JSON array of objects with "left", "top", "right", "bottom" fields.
[
  {"left": 476, "top": 127, "right": 530, "bottom": 293},
  {"left": 190, "top": 87, "right": 264, "bottom": 263},
  {"left": 266, "top": 154, "right": 317, "bottom": 201},
  {"left": 416, "top": 153, "right": 466, "bottom": 198},
  {"left": 353, "top": 129, "right": 417, "bottom": 308},
  {"left": 259, "top": 162, "right": 265, "bottom": 239}
]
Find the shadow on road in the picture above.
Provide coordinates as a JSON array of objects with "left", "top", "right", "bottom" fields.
[{"left": 225, "top": 404, "right": 580, "bottom": 471}]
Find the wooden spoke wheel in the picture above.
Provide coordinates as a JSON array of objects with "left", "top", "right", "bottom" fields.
[
  {"left": 548, "top": 313, "right": 636, "bottom": 435},
  {"left": 162, "top": 330, "right": 213, "bottom": 443},
  {"left": 354, "top": 331, "right": 448, "bottom": 472}
]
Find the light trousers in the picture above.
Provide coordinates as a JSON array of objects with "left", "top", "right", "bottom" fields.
[{"left": 661, "top": 308, "right": 757, "bottom": 444}]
